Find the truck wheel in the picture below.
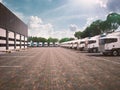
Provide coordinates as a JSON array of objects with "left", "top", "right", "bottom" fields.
[{"left": 112, "top": 50, "right": 118, "bottom": 56}]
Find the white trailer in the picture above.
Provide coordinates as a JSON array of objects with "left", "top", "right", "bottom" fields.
[
  {"left": 87, "top": 35, "right": 100, "bottom": 53},
  {"left": 99, "top": 31, "right": 120, "bottom": 56}
]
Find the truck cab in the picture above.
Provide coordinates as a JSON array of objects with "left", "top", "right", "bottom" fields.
[
  {"left": 78, "top": 38, "right": 88, "bottom": 51},
  {"left": 87, "top": 35, "right": 100, "bottom": 53},
  {"left": 72, "top": 40, "right": 79, "bottom": 49},
  {"left": 99, "top": 31, "right": 120, "bottom": 56},
  {"left": 38, "top": 42, "right": 42, "bottom": 47}
]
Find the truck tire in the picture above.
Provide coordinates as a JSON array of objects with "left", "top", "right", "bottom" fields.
[{"left": 112, "top": 50, "right": 119, "bottom": 56}]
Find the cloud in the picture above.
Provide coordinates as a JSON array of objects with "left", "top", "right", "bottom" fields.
[
  {"left": 0, "top": 0, "right": 3, "bottom": 3},
  {"left": 28, "top": 16, "right": 78, "bottom": 39},
  {"left": 69, "top": 24, "right": 78, "bottom": 31},
  {"left": 29, "top": 16, "right": 43, "bottom": 27},
  {"left": 96, "top": 0, "right": 107, "bottom": 8},
  {"left": 106, "top": 0, "right": 120, "bottom": 12},
  {"left": 51, "top": 29, "right": 75, "bottom": 39},
  {"left": 28, "top": 16, "right": 54, "bottom": 38},
  {"left": 68, "top": 0, "right": 107, "bottom": 9},
  {"left": 82, "top": 16, "right": 99, "bottom": 30},
  {"left": 52, "top": 24, "right": 81, "bottom": 39}
]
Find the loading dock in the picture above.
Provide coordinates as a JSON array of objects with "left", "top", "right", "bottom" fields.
[{"left": 0, "top": 3, "right": 28, "bottom": 51}]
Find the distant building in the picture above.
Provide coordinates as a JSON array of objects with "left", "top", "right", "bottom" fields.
[{"left": 0, "top": 3, "right": 28, "bottom": 51}]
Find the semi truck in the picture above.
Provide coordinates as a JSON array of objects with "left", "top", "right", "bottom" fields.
[
  {"left": 78, "top": 37, "right": 88, "bottom": 51},
  {"left": 72, "top": 40, "right": 80, "bottom": 49},
  {"left": 99, "top": 31, "right": 120, "bottom": 56},
  {"left": 87, "top": 35, "right": 100, "bottom": 53}
]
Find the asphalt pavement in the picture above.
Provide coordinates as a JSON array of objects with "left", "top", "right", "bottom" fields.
[{"left": 0, "top": 47, "right": 120, "bottom": 90}]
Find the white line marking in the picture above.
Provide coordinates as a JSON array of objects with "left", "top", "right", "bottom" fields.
[
  {"left": 82, "top": 54, "right": 120, "bottom": 65},
  {"left": 0, "top": 66, "right": 22, "bottom": 68},
  {"left": 89, "top": 56, "right": 120, "bottom": 65},
  {"left": 101, "top": 58, "right": 120, "bottom": 65}
]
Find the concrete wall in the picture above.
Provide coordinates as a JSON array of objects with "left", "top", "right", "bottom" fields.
[{"left": 0, "top": 3, "right": 28, "bottom": 37}]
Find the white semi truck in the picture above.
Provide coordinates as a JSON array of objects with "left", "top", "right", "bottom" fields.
[
  {"left": 99, "top": 31, "right": 120, "bottom": 56},
  {"left": 87, "top": 35, "right": 100, "bottom": 53},
  {"left": 78, "top": 37, "right": 88, "bottom": 51},
  {"left": 44, "top": 42, "right": 48, "bottom": 47},
  {"left": 38, "top": 42, "right": 42, "bottom": 47},
  {"left": 72, "top": 40, "right": 80, "bottom": 49}
]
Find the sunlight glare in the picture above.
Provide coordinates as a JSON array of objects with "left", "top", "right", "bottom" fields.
[{"left": 70, "top": 0, "right": 97, "bottom": 7}]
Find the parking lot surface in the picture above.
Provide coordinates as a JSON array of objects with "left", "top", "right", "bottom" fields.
[{"left": 0, "top": 47, "right": 120, "bottom": 90}]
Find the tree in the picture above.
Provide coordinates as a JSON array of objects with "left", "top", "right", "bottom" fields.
[
  {"left": 106, "top": 13, "right": 120, "bottom": 31},
  {"left": 40, "top": 37, "right": 47, "bottom": 43},
  {"left": 28, "top": 36, "right": 33, "bottom": 42},
  {"left": 74, "top": 31, "right": 82, "bottom": 39},
  {"left": 52, "top": 38, "right": 59, "bottom": 43},
  {"left": 59, "top": 38, "right": 75, "bottom": 43},
  {"left": 74, "top": 13, "right": 120, "bottom": 39},
  {"left": 88, "top": 20, "right": 102, "bottom": 36},
  {"left": 31, "top": 37, "right": 38, "bottom": 42},
  {"left": 69, "top": 38, "right": 75, "bottom": 41},
  {"left": 74, "top": 20, "right": 103, "bottom": 38},
  {"left": 47, "top": 37, "right": 59, "bottom": 46},
  {"left": 59, "top": 38, "right": 69, "bottom": 43}
]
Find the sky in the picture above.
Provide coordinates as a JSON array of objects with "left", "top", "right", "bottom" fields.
[{"left": 0, "top": 0, "right": 120, "bottom": 39}]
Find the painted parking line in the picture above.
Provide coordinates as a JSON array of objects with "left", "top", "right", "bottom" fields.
[
  {"left": 89, "top": 56, "right": 120, "bottom": 65},
  {"left": 82, "top": 53, "right": 120, "bottom": 65},
  {"left": 0, "top": 66, "right": 22, "bottom": 68},
  {"left": 101, "top": 58, "right": 120, "bottom": 65}
]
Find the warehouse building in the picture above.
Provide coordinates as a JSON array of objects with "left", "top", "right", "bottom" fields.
[{"left": 0, "top": 3, "right": 28, "bottom": 51}]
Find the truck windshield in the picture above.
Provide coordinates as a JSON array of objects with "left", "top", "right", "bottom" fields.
[
  {"left": 88, "top": 40, "right": 96, "bottom": 44},
  {"left": 75, "top": 42, "right": 78, "bottom": 44},
  {"left": 100, "top": 38, "right": 117, "bottom": 45},
  {"left": 80, "top": 41, "right": 85, "bottom": 44}
]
